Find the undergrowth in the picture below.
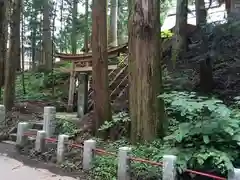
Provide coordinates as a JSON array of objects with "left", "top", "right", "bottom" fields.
[
  {"left": 91, "top": 91, "right": 240, "bottom": 179},
  {"left": 15, "top": 70, "right": 69, "bottom": 101},
  {"left": 55, "top": 118, "right": 78, "bottom": 136}
]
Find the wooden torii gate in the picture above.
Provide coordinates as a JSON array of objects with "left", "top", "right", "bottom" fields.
[{"left": 55, "top": 43, "right": 128, "bottom": 117}]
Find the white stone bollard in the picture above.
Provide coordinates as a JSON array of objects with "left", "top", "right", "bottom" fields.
[
  {"left": 228, "top": 168, "right": 240, "bottom": 180},
  {"left": 16, "top": 122, "right": 30, "bottom": 147},
  {"left": 163, "top": 155, "right": 177, "bottom": 180},
  {"left": 43, "top": 106, "right": 56, "bottom": 138},
  {"left": 57, "top": 134, "right": 69, "bottom": 163},
  {"left": 83, "top": 139, "right": 96, "bottom": 170},
  {"left": 35, "top": 130, "right": 46, "bottom": 152},
  {"left": 0, "top": 105, "right": 5, "bottom": 125},
  {"left": 117, "top": 147, "right": 131, "bottom": 180}
]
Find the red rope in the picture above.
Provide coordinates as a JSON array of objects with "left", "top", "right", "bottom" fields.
[
  {"left": 93, "top": 148, "right": 117, "bottom": 156},
  {"left": 22, "top": 133, "right": 227, "bottom": 180},
  {"left": 69, "top": 143, "right": 84, "bottom": 149},
  {"left": 185, "top": 169, "right": 227, "bottom": 180},
  {"left": 24, "top": 132, "right": 36, "bottom": 137},
  {"left": 129, "top": 157, "right": 163, "bottom": 166},
  {"left": 45, "top": 137, "right": 58, "bottom": 143}
]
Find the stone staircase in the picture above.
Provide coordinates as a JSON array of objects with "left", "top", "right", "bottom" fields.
[
  {"left": 87, "top": 63, "right": 128, "bottom": 112},
  {"left": 7, "top": 112, "right": 79, "bottom": 144}
]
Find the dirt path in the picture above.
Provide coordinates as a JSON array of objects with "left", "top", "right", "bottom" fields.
[{"left": 0, "top": 142, "right": 87, "bottom": 180}]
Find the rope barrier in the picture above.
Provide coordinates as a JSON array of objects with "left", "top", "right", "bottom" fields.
[
  {"left": 22, "top": 131, "right": 227, "bottom": 180},
  {"left": 185, "top": 169, "right": 227, "bottom": 180},
  {"left": 93, "top": 148, "right": 117, "bottom": 156},
  {"left": 45, "top": 137, "right": 58, "bottom": 143},
  {"left": 129, "top": 157, "right": 163, "bottom": 166}
]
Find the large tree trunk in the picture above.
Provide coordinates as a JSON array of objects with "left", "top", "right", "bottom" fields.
[
  {"left": 128, "top": 0, "right": 165, "bottom": 142},
  {"left": 42, "top": 0, "right": 52, "bottom": 71},
  {"left": 92, "top": 0, "right": 112, "bottom": 136},
  {"left": 21, "top": 0, "right": 25, "bottom": 95},
  {"left": 108, "top": 0, "right": 118, "bottom": 47},
  {"left": 4, "top": 0, "right": 20, "bottom": 111},
  {"left": 0, "top": 0, "right": 7, "bottom": 90}
]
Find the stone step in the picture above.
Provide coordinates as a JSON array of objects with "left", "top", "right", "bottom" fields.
[
  {"left": 9, "top": 132, "right": 36, "bottom": 143},
  {"left": 8, "top": 121, "right": 43, "bottom": 135}
]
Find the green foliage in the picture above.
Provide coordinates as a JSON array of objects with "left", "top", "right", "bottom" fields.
[
  {"left": 99, "top": 112, "right": 130, "bottom": 131},
  {"left": 91, "top": 91, "right": 240, "bottom": 179},
  {"left": 15, "top": 69, "right": 69, "bottom": 103},
  {"left": 92, "top": 156, "right": 118, "bottom": 180},
  {"left": 161, "top": 30, "right": 173, "bottom": 38},
  {"left": 159, "top": 91, "right": 239, "bottom": 173},
  {"left": 55, "top": 118, "right": 78, "bottom": 136}
]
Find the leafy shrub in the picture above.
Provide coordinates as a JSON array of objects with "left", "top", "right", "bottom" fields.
[
  {"left": 55, "top": 118, "right": 78, "bottom": 136},
  {"left": 91, "top": 91, "right": 240, "bottom": 179},
  {"left": 161, "top": 30, "right": 173, "bottom": 38},
  {"left": 159, "top": 91, "right": 240, "bottom": 174},
  {"left": 14, "top": 69, "right": 69, "bottom": 101},
  {"left": 99, "top": 112, "right": 130, "bottom": 131}
]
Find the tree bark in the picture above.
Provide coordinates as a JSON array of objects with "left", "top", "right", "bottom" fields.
[
  {"left": 21, "top": 0, "right": 25, "bottom": 94},
  {"left": 71, "top": 0, "right": 77, "bottom": 54},
  {"left": 84, "top": 0, "right": 89, "bottom": 52},
  {"left": 92, "top": 0, "right": 112, "bottom": 136},
  {"left": 108, "top": 0, "right": 118, "bottom": 47},
  {"left": 128, "top": 0, "right": 165, "bottom": 142},
  {"left": 31, "top": 1, "right": 38, "bottom": 70},
  {"left": 171, "top": 0, "right": 188, "bottom": 66},
  {"left": 4, "top": 0, "right": 20, "bottom": 111},
  {"left": 195, "top": 0, "right": 206, "bottom": 26},
  {"left": 0, "top": 0, "right": 7, "bottom": 90},
  {"left": 42, "top": 0, "right": 52, "bottom": 71}
]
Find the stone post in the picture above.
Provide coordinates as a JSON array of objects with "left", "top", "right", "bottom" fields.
[
  {"left": 43, "top": 106, "right": 56, "bottom": 138},
  {"left": 163, "top": 155, "right": 177, "bottom": 180},
  {"left": 16, "top": 122, "right": 30, "bottom": 147},
  {"left": 228, "top": 168, "right": 240, "bottom": 180},
  {"left": 83, "top": 139, "right": 96, "bottom": 170},
  {"left": 57, "top": 134, "right": 69, "bottom": 163},
  {"left": 35, "top": 130, "right": 46, "bottom": 152},
  {"left": 117, "top": 147, "right": 131, "bottom": 180}
]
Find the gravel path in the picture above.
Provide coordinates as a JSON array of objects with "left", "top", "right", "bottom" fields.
[{"left": 0, "top": 142, "right": 87, "bottom": 180}]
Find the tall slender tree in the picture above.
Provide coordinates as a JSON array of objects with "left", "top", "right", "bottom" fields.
[
  {"left": 84, "top": 0, "right": 89, "bottom": 52},
  {"left": 108, "top": 0, "right": 118, "bottom": 47},
  {"left": 30, "top": 0, "right": 38, "bottom": 70},
  {"left": 195, "top": 0, "right": 206, "bottom": 26},
  {"left": 128, "top": 0, "right": 166, "bottom": 142},
  {"left": 92, "top": 0, "right": 112, "bottom": 136},
  {"left": 42, "top": 0, "right": 52, "bottom": 71},
  {"left": 0, "top": 0, "right": 7, "bottom": 93},
  {"left": 4, "top": 0, "right": 21, "bottom": 111},
  {"left": 171, "top": 0, "right": 188, "bottom": 65}
]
